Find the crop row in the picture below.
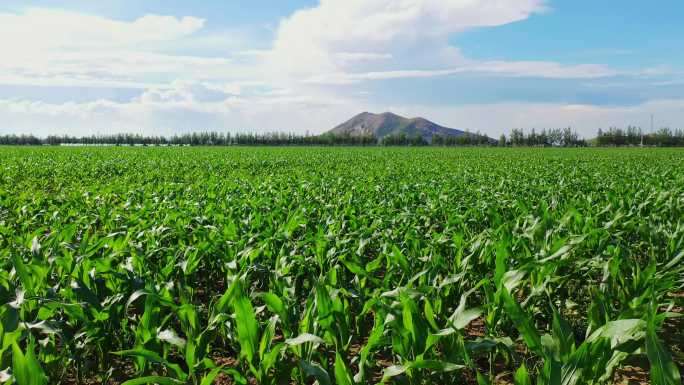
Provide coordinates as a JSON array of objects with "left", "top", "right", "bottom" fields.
[{"left": 0, "top": 147, "right": 682, "bottom": 384}]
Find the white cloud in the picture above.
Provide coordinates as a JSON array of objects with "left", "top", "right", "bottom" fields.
[
  {"left": 0, "top": 81, "right": 362, "bottom": 137},
  {"left": 471, "top": 61, "right": 620, "bottom": 79},
  {"left": 304, "top": 62, "right": 619, "bottom": 84},
  {"left": 270, "top": 0, "right": 548, "bottom": 76},
  {"left": 135, "top": 81, "right": 241, "bottom": 104},
  {"left": 334, "top": 52, "right": 393, "bottom": 62},
  {"left": 0, "top": 52, "right": 239, "bottom": 90},
  {"left": 0, "top": 8, "right": 204, "bottom": 51},
  {"left": 0, "top": 8, "right": 246, "bottom": 87},
  {"left": 261, "top": 0, "right": 627, "bottom": 87}
]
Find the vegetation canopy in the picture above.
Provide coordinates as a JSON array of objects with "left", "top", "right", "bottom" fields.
[{"left": 0, "top": 146, "right": 681, "bottom": 385}]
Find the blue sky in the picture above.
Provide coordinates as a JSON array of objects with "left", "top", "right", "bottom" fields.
[
  {"left": 0, "top": 0, "right": 682, "bottom": 137},
  {"left": 456, "top": 1, "right": 684, "bottom": 68}
]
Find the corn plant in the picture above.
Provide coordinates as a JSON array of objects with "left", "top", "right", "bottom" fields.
[{"left": 0, "top": 146, "right": 681, "bottom": 384}]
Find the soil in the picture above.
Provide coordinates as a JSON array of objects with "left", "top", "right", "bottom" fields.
[{"left": 66, "top": 291, "right": 684, "bottom": 384}]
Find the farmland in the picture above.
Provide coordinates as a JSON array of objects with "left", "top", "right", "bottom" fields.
[{"left": 0, "top": 146, "right": 682, "bottom": 385}]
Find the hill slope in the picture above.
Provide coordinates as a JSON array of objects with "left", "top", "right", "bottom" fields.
[{"left": 327, "top": 112, "right": 469, "bottom": 141}]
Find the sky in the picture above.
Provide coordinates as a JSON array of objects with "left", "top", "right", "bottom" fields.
[{"left": 1, "top": 0, "right": 683, "bottom": 138}]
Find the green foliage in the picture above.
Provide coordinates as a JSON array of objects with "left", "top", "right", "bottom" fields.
[
  {"left": 0, "top": 146, "right": 682, "bottom": 384},
  {"left": 11, "top": 339, "right": 47, "bottom": 385}
]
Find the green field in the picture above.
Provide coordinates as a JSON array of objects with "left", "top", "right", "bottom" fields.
[{"left": 0, "top": 147, "right": 682, "bottom": 385}]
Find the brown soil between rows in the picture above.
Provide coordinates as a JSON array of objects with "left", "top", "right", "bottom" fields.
[{"left": 64, "top": 291, "right": 684, "bottom": 385}]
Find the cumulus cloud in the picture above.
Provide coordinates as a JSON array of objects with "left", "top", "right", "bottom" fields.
[
  {"left": 0, "top": 8, "right": 204, "bottom": 50},
  {"left": 0, "top": 8, "right": 239, "bottom": 87},
  {"left": 257, "top": 0, "right": 629, "bottom": 87},
  {"left": 0, "top": 81, "right": 362, "bottom": 137},
  {"left": 134, "top": 81, "right": 243, "bottom": 104},
  {"left": 271, "top": 0, "right": 547, "bottom": 74}
]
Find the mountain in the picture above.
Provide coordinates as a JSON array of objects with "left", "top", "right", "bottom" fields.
[{"left": 327, "top": 112, "right": 470, "bottom": 141}]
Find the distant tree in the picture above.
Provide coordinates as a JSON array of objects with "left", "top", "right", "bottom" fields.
[
  {"left": 432, "top": 134, "right": 444, "bottom": 146},
  {"left": 510, "top": 129, "right": 525, "bottom": 146},
  {"left": 499, "top": 134, "right": 507, "bottom": 147}
]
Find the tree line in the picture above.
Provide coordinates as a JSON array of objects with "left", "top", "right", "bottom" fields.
[
  {"left": 596, "top": 127, "right": 684, "bottom": 147},
  {"left": 0, "top": 126, "right": 683, "bottom": 146},
  {"left": 12, "top": 132, "right": 379, "bottom": 146},
  {"left": 502, "top": 128, "right": 586, "bottom": 147},
  {"left": 0, "top": 131, "right": 497, "bottom": 147}
]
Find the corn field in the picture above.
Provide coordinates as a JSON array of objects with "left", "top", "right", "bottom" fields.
[{"left": 0, "top": 147, "right": 682, "bottom": 385}]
